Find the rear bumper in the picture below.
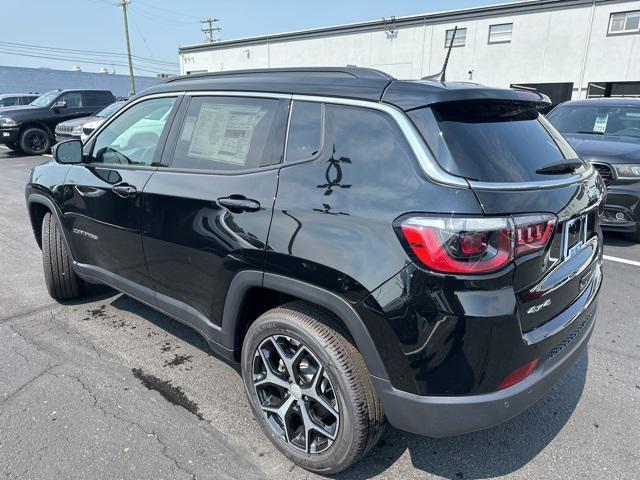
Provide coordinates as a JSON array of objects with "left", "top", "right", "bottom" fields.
[
  {"left": 373, "top": 280, "right": 599, "bottom": 438},
  {"left": 0, "top": 127, "right": 19, "bottom": 143},
  {"left": 374, "top": 307, "right": 595, "bottom": 437}
]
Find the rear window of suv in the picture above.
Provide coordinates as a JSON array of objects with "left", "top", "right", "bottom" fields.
[{"left": 409, "top": 100, "right": 581, "bottom": 183}]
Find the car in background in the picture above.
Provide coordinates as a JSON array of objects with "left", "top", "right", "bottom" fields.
[
  {"left": 547, "top": 98, "right": 640, "bottom": 241},
  {"left": 55, "top": 100, "right": 126, "bottom": 143},
  {"left": 0, "top": 89, "right": 115, "bottom": 155},
  {"left": 0, "top": 93, "right": 39, "bottom": 108}
]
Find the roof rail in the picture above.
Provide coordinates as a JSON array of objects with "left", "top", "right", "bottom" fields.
[{"left": 164, "top": 67, "right": 394, "bottom": 83}]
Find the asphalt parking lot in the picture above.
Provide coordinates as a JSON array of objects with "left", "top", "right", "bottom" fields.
[{"left": 1, "top": 148, "right": 639, "bottom": 480}]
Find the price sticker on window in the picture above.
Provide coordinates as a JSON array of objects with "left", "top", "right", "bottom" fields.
[{"left": 593, "top": 114, "right": 608, "bottom": 133}]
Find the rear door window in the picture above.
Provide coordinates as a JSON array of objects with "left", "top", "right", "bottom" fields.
[
  {"left": 409, "top": 100, "right": 582, "bottom": 183},
  {"left": 0, "top": 97, "right": 19, "bottom": 107},
  {"left": 84, "top": 91, "right": 114, "bottom": 107}
]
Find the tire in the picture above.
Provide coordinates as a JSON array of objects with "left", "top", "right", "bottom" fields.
[
  {"left": 241, "top": 302, "right": 385, "bottom": 475},
  {"left": 19, "top": 127, "right": 51, "bottom": 155},
  {"left": 4, "top": 141, "right": 23, "bottom": 153},
  {"left": 42, "top": 212, "right": 83, "bottom": 300}
]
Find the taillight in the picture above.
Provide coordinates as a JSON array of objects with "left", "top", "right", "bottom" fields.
[
  {"left": 514, "top": 215, "right": 555, "bottom": 257},
  {"left": 399, "top": 214, "right": 556, "bottom": 274}
]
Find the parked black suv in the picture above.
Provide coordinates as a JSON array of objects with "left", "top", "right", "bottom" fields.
[
  {"left": 547, "top": 98, "right": 640, "bottom": 241},
  {"left": 25, "top": 68, "right": 605, "bottom": 474},
  {"left": 1, "top": 89, "right": 114, "bottom": 155}
]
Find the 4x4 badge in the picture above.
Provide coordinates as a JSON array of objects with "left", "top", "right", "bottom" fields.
[{"left": 527, "top": 299, "right": 552, "bottom": 315}]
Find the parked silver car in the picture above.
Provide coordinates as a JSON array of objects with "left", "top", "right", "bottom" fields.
[{"left": 54, "top": 100, "right": 126, "bottom": 143}]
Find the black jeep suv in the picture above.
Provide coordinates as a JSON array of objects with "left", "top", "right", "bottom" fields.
[
  {"left": 25, "top": 68, "right": 604, "bottom": 474},
  {"left": 0, "top": 89, "right": 114, "bottom": 155}
]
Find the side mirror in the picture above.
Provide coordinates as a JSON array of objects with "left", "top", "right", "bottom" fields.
[
  {"left": 51, "top": 100, "right": 67, "bottom": 110},
  {"left": 52, "top": 140, "right": 82, "bottom": 164}
]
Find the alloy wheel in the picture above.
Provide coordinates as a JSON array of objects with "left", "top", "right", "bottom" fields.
[
  {"left": 252, "top": 335, "right": 340, "bottom": 454},
  {"left": 27, "top": 131, "right": 47, "bottom": 153}
]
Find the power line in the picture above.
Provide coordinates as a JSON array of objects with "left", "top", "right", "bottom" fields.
[
  {"left": 133, "top": 0, "right": 201, "bottom": 20},
  {"left": 129, "top": 4, "right": 200, "bottom": 26},
  {"left": 0, "top": 41, "right": 178, "bottom": 68},
  {"left": 0, "top": 48, "right": 170, "bottom": 75}
]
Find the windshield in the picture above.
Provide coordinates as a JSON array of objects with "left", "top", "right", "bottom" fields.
[
  {"left": 30, "top": 90, "right": 60, "bottom": 107},
  {"left": 409, "top": 100, "right": 582, "bottom": 183},
  {"left": 547, "top": 104, "right": 640, "bottom": 138},
  {"left": 97, "top": 101, "right": 125, "bottom": 118}
]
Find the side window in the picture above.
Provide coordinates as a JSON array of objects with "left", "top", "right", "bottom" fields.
[
  {"left": 60, "top": 92, "right": 83, "bottom": 108},
  {"left": 286, "top": 101, "right": 323, "bottom": 162},
  {"left": 323, "top": 104, "right": 415, "bottom": 178},
  {"left": 89, "top": 97, "right": 176, "bottom": 166},
  {"left": 0, "top": 97, "right": 19, "bottom": 107},
  {"left": 85, "top": 91, "right": 114, "bottom": 107},
  {"left": 171, "top": 96, "right": 281, "bottom": 172}
]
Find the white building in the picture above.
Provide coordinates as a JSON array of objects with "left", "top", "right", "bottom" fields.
[{"left": 179, "top": 0, "right": 640, "bottom": 104}]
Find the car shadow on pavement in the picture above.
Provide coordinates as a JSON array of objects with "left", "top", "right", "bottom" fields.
[
  {"left": 602, "top": 232, "right": 635, "bottom": 247},
  {"left": 102, "top": 291, "right": 587, "bottom": 480},
  {"left": 336, "top": 351, "right": 589, "bottom": 480}
]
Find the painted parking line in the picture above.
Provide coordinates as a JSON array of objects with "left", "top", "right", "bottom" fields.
[
  {"left": 0, "top": 145, "right": 9, "bottom": 150},
  {"left": 603, "top": 255, "right": 640, "bottom": 267},
  {"left": 44, "top": 154, "right": 53, "bottom": 158}
]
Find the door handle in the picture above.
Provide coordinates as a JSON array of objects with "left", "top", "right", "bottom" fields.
[
  {"left": 112, "top": 184, "right": 137, "bottom": 197},
  {"left": 217, "top": 195, "right": 261, "bottom": 213}
]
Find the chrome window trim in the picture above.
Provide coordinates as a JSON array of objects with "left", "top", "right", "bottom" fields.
[
  {"left": 99, "top": 89, "right": 594, "bottom": 190},
  {"left": 468, "top": 166, "right": 595, "bottom": 191},
  {"left": 291, "top": 94, "right": 470, "bottom": 188},
  {"left": 188, "top": 91, "right": 292, "bottom": 100}
]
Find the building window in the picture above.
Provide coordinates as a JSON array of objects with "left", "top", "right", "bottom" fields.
[
  {"left": 488, "top": 23, "right": 513, "bottom": 44},
  {"left": 609, "top": 10, "right": 640, "bottom": 34},
  {"left": 445, "top": 28, "right": 466, "bottom": 47}
]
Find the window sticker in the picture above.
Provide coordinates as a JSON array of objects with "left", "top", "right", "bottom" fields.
[
  {"left": 593, "top": 114, "right": 608, "bottom": 133},
  {"left": 188, "top": 103, "right": 265, "bottom": 165}
]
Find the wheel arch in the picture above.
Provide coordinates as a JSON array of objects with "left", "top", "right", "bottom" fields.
[
  {"left": 221, "top": 271, "right": 390, "bottom": 381},
  {"left": 20, "top": 121, "right": 54, "bottom": 139},
  {"left": 27, "top": 194, "right": 72, "bottom": 256}
]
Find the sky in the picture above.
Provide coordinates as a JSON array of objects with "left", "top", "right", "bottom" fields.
[{"left": 0, "top": 0, "right": 516, "bottom": 77}]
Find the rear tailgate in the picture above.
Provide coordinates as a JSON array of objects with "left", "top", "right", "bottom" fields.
[
  {"left": 407, "top": 99, "right": 605, "bottom": 332},
  {"left": 474, "top": 174, "right": 604, "bottom": 332}
]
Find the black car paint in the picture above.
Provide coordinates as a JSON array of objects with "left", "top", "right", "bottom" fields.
[
  {"left": 26, "top": 71, "right": 604, "bottom": 436},
  {"left": 0, "top": 90, "right": 114, "bottom": 145}
]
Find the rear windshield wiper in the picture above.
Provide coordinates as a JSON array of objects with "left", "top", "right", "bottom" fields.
[{"left": 536, "top": 160, "right": 584, "bottom": 175}]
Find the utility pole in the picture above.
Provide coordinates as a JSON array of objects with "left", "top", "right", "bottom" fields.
[
  {"left": 117, "top": 0, "right": 136, "bottom": 95},
  {"left": 201, "top": 18, "right": 220, "bottom": 43}
]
